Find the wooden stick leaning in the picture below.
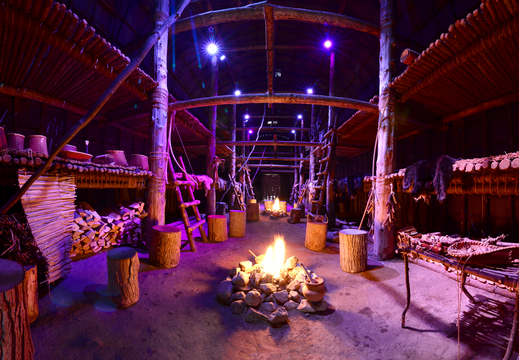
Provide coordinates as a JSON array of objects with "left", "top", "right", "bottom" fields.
[{"left": 0, "top": 0, "right": 192, "bottom": 215}]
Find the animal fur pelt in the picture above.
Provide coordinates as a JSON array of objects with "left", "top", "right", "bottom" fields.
[
  {"left": 191, "top": 175, "right": 213, "bottom": 196},
  {"left": 403, "top": 155, "right": 455, "bottom": 203}
]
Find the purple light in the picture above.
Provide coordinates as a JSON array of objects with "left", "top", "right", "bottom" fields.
[
  {"left": 307, "top": 88, "right": 313, "bottom": 94},
  {"left": 248, "top": 130, "right": 253, "bottom": 134},
  {"left": 291, "top": 130, "right": 296, "bottom": 134},
  {"left": 220, "top": 55, "right": 226, "bottom": 61},
  {"left": 207, "top": 43, "right": 218, "bottom": 55},
  {"left": 234, "top": 90, "right": 241, "bottom": 96},
  {"left": 297, "top": 114, "right": 303, "bottom": 120},
  {"left": 244, "top": 114, "right": 250, "bottom": 120},
  {"left": 324, "top": 40, "right": 332, "bottom": 49}
]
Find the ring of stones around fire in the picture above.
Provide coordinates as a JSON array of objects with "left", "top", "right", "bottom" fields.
[{"left": 216, "top": 255, "right": 329, "bottom": 325}]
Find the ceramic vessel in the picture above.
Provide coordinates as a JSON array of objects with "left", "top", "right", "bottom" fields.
[
  {"left": 62, "top": 144, "right": 77, "bottom": 152},
  {"left": 93, "top": 154, "right": 114, "bottom": 165},
  {"left": 7, "top": 133, "right": 25, "bottom": 150},
  {"left": 302, "top": 277, "right": 326, "bottom": 302},
  {"left": 0, "top": 127, "right": 7, "bottom": 149},
  {"left": 129, "top": 154, "right": 149, "bottom": 170},
  {"left": 107, "top": 150, "right": 128, "bottom": 166},
  {"left": 28, "top": 135, "right": 48, "bottom": 156}
]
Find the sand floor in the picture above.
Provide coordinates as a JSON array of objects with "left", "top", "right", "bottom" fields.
[{"left": 31, "top": 213, "right": 518, "bottom": 360}]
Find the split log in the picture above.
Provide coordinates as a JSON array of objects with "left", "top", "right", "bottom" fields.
[
  {"left": 294, "top": 202, "right": 305, "bottom": 215},
  {"left": 339, "top": 229, "right": 368, "bottom": 273},
  {"left": 23, "top": 265, "right": 38, "bottom": 323},
  {"left": 400, "top": 48, "right": 420, "bottom": 65},
  {"left": 208, "top": 215, "right": 228, "bottom": 242},
  {"left": 149, "top": 225, "right": 181, "bottom": 269},
  {"left": 0, "top": 259, "right": 34, "bottom": 360},
  {"left": 264, "top": 200, "right": 274, "bottom": 211},
  {"left": 229, "top": 210, "right": 246, "bottom": 238},
  {"left": 279, "top": 201, "right": 287, "bottom": 212},
  {"left": 305, "top": 221, "right": 327, "bottom": 251},
  {"left": 246, "top": 202, "right": 260, "bottom": 221},
  {"left": 107, "top": 247, "right": 140, "bottom": 309}
]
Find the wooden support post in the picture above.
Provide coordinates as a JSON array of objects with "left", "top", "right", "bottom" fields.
[
  {"left": 107, "top": 248, "right": 140, "bottom": 309},
  {"left": 231, "top": 104, "right": 237, "bottom": 209},
  {"left": 229, "top": 210, "right": 246, "bottom": 237},
  {"left": 327, "top": 50, "right": 337, "bottom": 227},
  {"left": 0, "top": 259, "right": 34, "bottom": 360},
  {"left": 150, "top": 225, "right": 181, "bottom": 269},
  {"left": 309, "top": 104, "right": 315, "bottom": 207},
  {"left": 374, "top": 0, "right": 396, "bottom": 260},
  {"left": 206, "top": 54, "right": 218, "bottom": 216},
  {"left": 146, "top": 0, "right": 169, "bottom": 248},
  {"left": 305, "top": 221, "right": 327, "bottom": 251},
  {"left": 23, "top": 265, "right": 38, "bottom": 323}
]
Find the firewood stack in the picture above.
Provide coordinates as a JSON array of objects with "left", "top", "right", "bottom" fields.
[{"left": 70, "top": 202, "right": 147, "bottom": 256}]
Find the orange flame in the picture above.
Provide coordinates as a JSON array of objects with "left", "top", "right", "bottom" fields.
[
  {"left": 273, "top": 197, "right": 280, "bottom": 212},
  {"left": 261, "top": 235, "right": 285, "bottom": 276}
]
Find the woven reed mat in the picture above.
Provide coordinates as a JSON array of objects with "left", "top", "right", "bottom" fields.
[{"left": 18, "top": 172, "right": 76, "bottom": 283}]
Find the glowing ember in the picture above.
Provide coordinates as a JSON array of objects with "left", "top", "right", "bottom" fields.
[
  {"left": 261, "top": 235, "right": 285, "bottom": 276},
  {"left": 273, "top": 197, "right": 280, "bottom": 212}
]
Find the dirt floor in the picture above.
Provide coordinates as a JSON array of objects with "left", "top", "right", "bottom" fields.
[{"left": 31, "top": 209, "right": 519, "bottom": 360}]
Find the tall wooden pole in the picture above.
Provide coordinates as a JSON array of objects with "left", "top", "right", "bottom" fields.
[
  {"left": 299, "top": 115, "right": 304, "bottom": 195},
  {"left": 327, "top": 51, "right": 336, "bottom": 227},
  {"left": 206, "top": 54, "right": 218, "bottom": 215},
  {"left": 309, "top": 104, "right": 315, "bottom": 206},
  {"left": 231, "top": 104, "right": 237, "bottom": 208},
  {"left": 147, "top": 0, "right": 170, "bottom": 247},
  {"left": 374, "top": 0, "right": 396, "bottom": 260}
]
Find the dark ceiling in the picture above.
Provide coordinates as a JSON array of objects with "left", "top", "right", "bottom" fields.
[{"left": 62, "top": 0, "right": 481, "bottom": 142}]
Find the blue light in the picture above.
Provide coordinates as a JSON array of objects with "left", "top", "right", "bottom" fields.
[
  {"left": 297, "top": 114, "right": 303, "bottom": 120},
  {"left": 220, "top": 55, "right": 226, "bottom": 61},
  {"left": 324, "top": 40, "right": 332, "bottom": 49},
  {"left": 234, "top": 90, "right": 241, "bottom": 96},
  {"left": 207, "top": 43, "right": 218, "bottom": 55},
  {"left": 307, "top": 88, "right": 313, "bottom": 94}
]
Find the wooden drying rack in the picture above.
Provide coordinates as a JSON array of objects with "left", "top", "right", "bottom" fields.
[{"left": 397, "top": 232, "right": 519, "bottom": 360}]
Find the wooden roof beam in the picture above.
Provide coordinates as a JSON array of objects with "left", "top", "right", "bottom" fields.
[
  {"left": 172, "top": 4, "right": 379, "bottom": 37},
  {"left": 168, "top": 93, "right": 379, "bottom": 112},
  {"left": 264, "top": 5, "right": 275, "bottom": 99}
]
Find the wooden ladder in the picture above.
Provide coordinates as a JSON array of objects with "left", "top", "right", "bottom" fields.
[
  {"left": 242, "top": 165, "right": 255, "bottom": 199},
  {"left": 308, "top": 129, "right": 334, "bottom": 219},
  {"left": 171, "top": 157, "right": 208, "bottom": 252},
  {"left": 297, "top": 179, "right": 309, "bottom": 204},
  {"left": 228, "top": 174, "right": 246, "bottom": 210}
]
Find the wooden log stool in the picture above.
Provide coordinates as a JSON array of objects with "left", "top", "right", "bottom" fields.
[
  {"left": 339, "top": 229, "right": 368, "bottom": 273},
  {"left": 229, "top": 210, "right": 246, "bottom": 238},
  {"left": 294, "top": 203, "right": 305, "bottom": 216},
  {"left": 23, "top": 265, "right": 39, "bottom": 323},
  {"left": 216, "top": 202, "right": 226, "bottom": 215},
  {"left": 264, "top": 200, "right": 274, "bottom": 211},
  {"left": 247, "top": 199, "right": 260, "bottom": 221},
  {"left": 287, "top": 208, "right": 302, "bottom": 224},
  {"left": 208, "top": 215, "right": 228, "bottom": 242},
  {"left": 150, "top": 225, "right": 181, "bottom": 269},
  {"left": 107, "top": 247, "right": 140, "bottom": 309},
  {"left": 0, "top": 259, "right": 34, "bottom": 359},
  {"left": 305, "top": 221, "right": 328, "bottom": 251}
]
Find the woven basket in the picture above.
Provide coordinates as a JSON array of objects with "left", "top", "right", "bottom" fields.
[{"left": 447, "top": 240, "right": 519, "bottom": 265}]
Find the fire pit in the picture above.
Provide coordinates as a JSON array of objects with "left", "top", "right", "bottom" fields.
[
  {"left": 262, "top": 198, "right": 289, "bottom": 218},
  {"left": 216, "top": 235, "right": 329, "bottom": 325}
]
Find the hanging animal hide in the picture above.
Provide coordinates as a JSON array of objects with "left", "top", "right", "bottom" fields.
[{"left": 403, "top": 155, "right": 455, "bottom": 203}]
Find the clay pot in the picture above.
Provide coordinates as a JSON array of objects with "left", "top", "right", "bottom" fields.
[
  {"left": 0, "top": 127, "right": 7, "bottom": 149},
  {"left": 302, "top": 277, "right": 326, "bottom": 302},
  {"left": 28, "top": 135, "right": 48, "bottom": 156},
  {"left": 7, "top": 133, "right": 25, "bottom": 150},
  {"left": 92, "top": 154, "right": 114, "bottom": 165},
  {"left": 129, "top": 154, "right": 149, "bottom": 170},
  {"left": 107, "top": 150, "right": 128, "bottom": 166}
]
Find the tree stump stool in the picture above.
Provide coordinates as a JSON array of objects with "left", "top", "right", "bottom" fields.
[
  {"left": 294, "top": 203, "right": 305, "bottom": 216},
  {"left": 264, "top": 200, "right": 274, "bottom": 211},
  {"left": 279, "top": 201, "right": 287, "bottom": 212},
  {"left": 0, "top": 259, "right": 34, "bottom": 360},
  {"left": 23, "top": 265, "right": 38, "bottom": 323},
  {"left": 208, "top": 215, "right": 228, "bottom": 242},
  {"left": 150, "top": 225, "right": 181, "bottom": 269},
  {"left": 216, "top": 202, "right": 226, "bottom": 215},
  {"left": 339, "top": 229, "right": 368, "bottom": 273},
  {"left": 107, "top": 247, "right": 140, "bottom": 309},
  {"left": 229, "top": 210, "right": 246, "bottom": 237},
  {"left": 305, "top": 221, "right": 328, "bottom": 251},
  {"left": 247, "top": 199, "right": 260, "bottom": 221},
  {"left": 287, "top": 208, "right": 302, "bottom": 224}
]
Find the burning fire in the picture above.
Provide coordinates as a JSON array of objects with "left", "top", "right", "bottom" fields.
[
  {"left": 261, "top": 235, "right": 285, "bottom": 276},
  {"left": 273, "top": 197, "right": 280, "bottom": 212}
]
